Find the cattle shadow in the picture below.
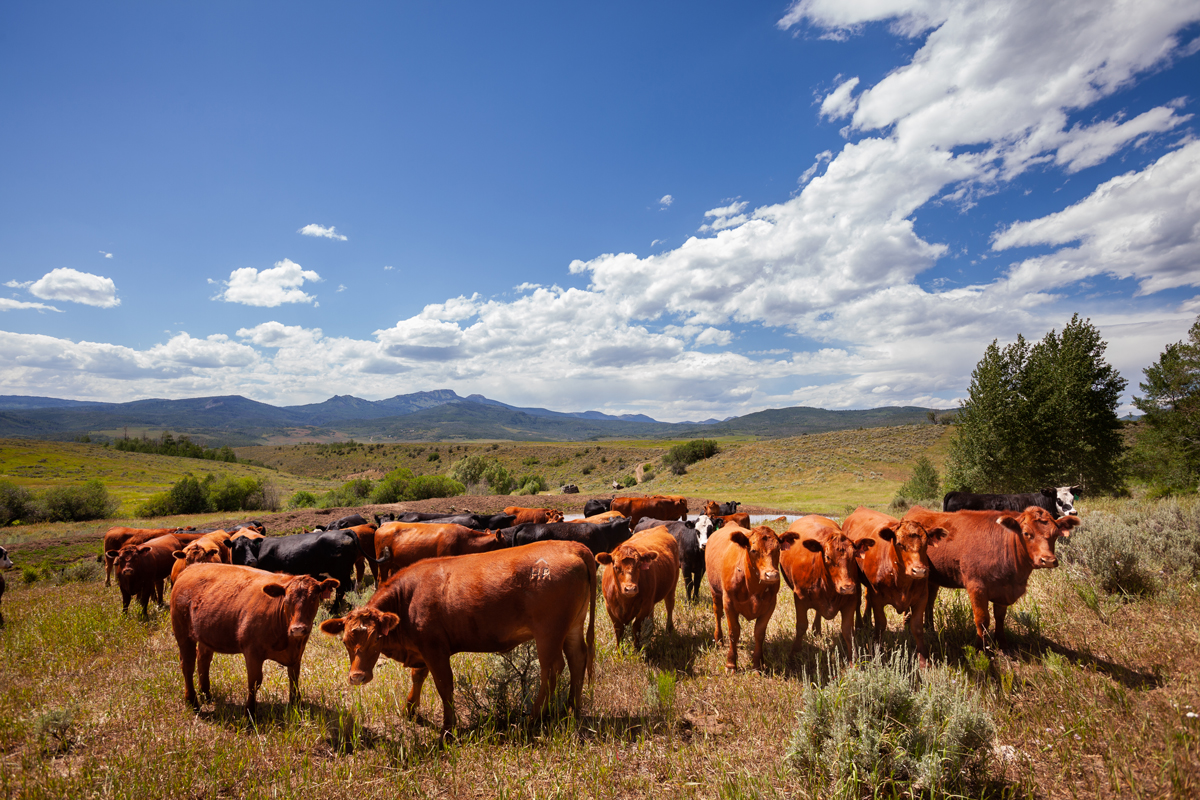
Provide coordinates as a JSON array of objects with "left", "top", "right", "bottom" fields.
[{"left": 639, "top": 624, "right": 714, "bottom": 675}]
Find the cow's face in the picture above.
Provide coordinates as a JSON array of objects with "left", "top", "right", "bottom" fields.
[
  {"left": 321, "top": 607, "right": 401, "bottom": 685},
  {"left": 230, "top": 537, "right": 259, "bottom": 567},
  {"left": 730, "top": 527, "right": 797, "bottom": 586},
  {"left": 694, "top": 516, "right": 716, "bottom": 549},
  {"left": 547, "top": 509, "right": 565, "bottom": 523},
  {"left": 112, "top": 545, "right": 146, "bottom": 577},
  {"left": 184, "top": 541, "right": 221, "bottom": 565},
  {"left": 0, "top": 546, "right": 12, "bottom": 570},
  {"left": 802, "top": 535, "right": 871, "bottom": 595},
  {"left": 884, "top": 520, "right": 945, "bottom": 578},
  {"left": 703, "top": 501, "right": 721, "bottom": 518},
  {"left": 1001, "top": 507, "right": 1081, "bottom": 569},
  {"left": 265, "top": 575, "right": 338, "bottom": 640},
  {"left": 1053, "top": 486, "right": 1080, "bottom": 516},
  {"left": 597, "top": 544, "right": 658, "bottom": 597}
]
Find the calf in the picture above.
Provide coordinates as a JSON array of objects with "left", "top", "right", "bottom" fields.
[
  {"left": 108, "top": 534, "right": 181, "bottom": 615},
  {"left": 230, "top": 530, "right": 358, "bottom": 608},
  {"left": 320, "top": 541, "right": 596, "bottom": 734},
  {"left": 781, "top": 516, "right": 874, "bottom": 658},
  {"left": 903, "top": 505, "right": 1081, "bottom": 647},
  {"left": 705, "top": 525, "right": 800, "bottom": 671},
  {"left": 503, "top": 506, "right": 565, "bottom": 525},
  {"left": 0, "top": 546, "right": 13, "bottom": 626},
  {"left": 373, "top": 522, "right": 505, "bottom": 583},
  {"left": 171, "top": 563, "right": 337, "bottom": 715},
  {"left": 597, "top": 527, "right": 679, "bottom": 646},
  {"left": 716, "top": 512, "right": 752, "bottom": 530},
  {"left": 635, "top": 517, "right": 704, "bottom": 602},
  {"left": 502, "top": 518, "right": 632, "bottom": 556},
  {"left": 842, "top": 507, "right": 945, "bottom": 667},
  {"left": 573, "top": 510, "right": 625, "bottom": 524}
]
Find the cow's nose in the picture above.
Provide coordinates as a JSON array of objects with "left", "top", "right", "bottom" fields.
[
  {"left": 349, "top": 670, "right": 372, "bottom": 686},
  {"left": 289, "top": 623, "right": 311, "bottom": 638},
  {"left": 911, "top": 565, "right": 928, "bottom": 577},
  {"left": 622, "top": 585, "right": 639, "bottom": 596},
  {"left": 1041, "top": 556, "right": 1058, "bottom": 568},
  {"left": 837, "top": 583, "right": 855, "bottom": 595},
  {"left": 761, "top": 570, "right": 779, "bottom": 583}
]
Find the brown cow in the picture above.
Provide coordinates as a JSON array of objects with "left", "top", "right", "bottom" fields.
[
  {"left": 705, "top": 525, "right": 800, "bottom": 671},
  {"left": 610, "top": 496, "right": 688, "bottom": 528},
  {"left": 101, "top": 527, "right": 176, "bottom": 586},
  {"left": 781, "top": 516, "right": 874, "bottom": 657},
  {"left": 171, "top": 563, "right": 338, "bottom": 714},
  {"left": 716, "top": 512, "right": 752, "bottom": 530},
  {"left": 842, "top": 507, "right": 946, "bottom": 667},
  {"left": 596, "top": 527, "right": 679, "bottom": 647},
  {"left": 570, "top": 510, "right": 626, "bottom": 524},
  {"left": 229, "top": 527, "right": 266, "bottom": 542},
  {"left": 903, "top": 506, "right": 1081, "bottom": 647},
  {"left": 373, "top": 522, "right": 505, "bottom": 583},
  {"left": 503, "top": 506, "right": 565, "bottom": 525},
  {"left": 107, "top": 534, "right": 182, "bottom": 615},
  {"left": 320, "top": 540, "right": 596, "bottom": 734},
  {"left": 170, "top": 530, "right": 232, "bottom": 586}
]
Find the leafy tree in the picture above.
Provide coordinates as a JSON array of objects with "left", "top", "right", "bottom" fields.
[
  {"left": 405, "top": 475, "right": 465, "bottom": 501},
  {"left": 895, "top": 456, "right": 941, "bottom": 502},
  {"left": 448, "top": 454, "right": 490, "bottom": 488},
  {"left": 1130, "top": 316, "right": 1200, "bottom": 493},
  {"left": 167, "top": 476, "right": 210, "bottom": 515},
  {"left": 484, "top": 461, "right": 516, "bottom": 495},
  {"left": 946, "top": 315, "right": 1126, "bottom": 494},
  {"left": 370, "top": 467, "right": 415, "bottom": 504},
  {"left": 288, "top": 490, "right": 318, "bottom": 509}
]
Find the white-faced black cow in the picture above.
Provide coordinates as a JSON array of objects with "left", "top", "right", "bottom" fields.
[{"left": 943, "top": 486, "right": 1079, "bottom": 517}]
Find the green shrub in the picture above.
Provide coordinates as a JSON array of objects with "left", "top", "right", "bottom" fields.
[
  {"left": 369, "top": 468, "right": 414, "bottom": 504},
  {"left": 663, "top": 439, "right": 720, "bottom": 470},
  {"left": 894, "top": 456, "right": 941, "bottom": 505},
  {"left": 786, "top": 652, "right": 995, "bottom": 798},
  {"left": 516, "top": 474, "right": 547, "bottom": 496},
  {"left": 622, "top": 474, "right": 637, "bottom": 488},
  {"left": 206, "top": 475, "right": 265, "bottom": 512},
  {"left": 133, "top": 492, "right": 174, "bottom": 518},
  {"left": 405, "top": 475, "right": 465, "bottom": 501},
  {"left": 167, "top": 476, "right": 209, "bottom": 515},
  {"left": 448, "top": 454, "right": 490, "bottom": 488},
  {"left": 288, "top": 490, "right": 318, "bottom": 509},
  {"left": 484, "top": 462, "right": 516, "bottom": 495},
  {"left": 427, "top": 452, "right": 441, "bottom": 462},
  {"left": 0, "top": 480, "right": 35, "bottom": 526},
  {"left": 37, "top": 480, "right": 119, "bottom": 522}
]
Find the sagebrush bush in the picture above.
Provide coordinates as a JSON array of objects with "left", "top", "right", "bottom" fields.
[
  {"left": 0, "top": 480, "right": 35, "bottom": 526},
  {"left": 1062, "top": 500, "right": 1200, "bottom": 595},
  {"left": 786, "top": 652, "right": 995, "bottom": 799},
  {"left": 663, "top": 439, "right": 719, "bottom": 469},
  {"left": 406, "top": 475, "right": 465, "bottom": 501},
  {"left": 37, "top": 480, "right": 119, "bottom": 522}
]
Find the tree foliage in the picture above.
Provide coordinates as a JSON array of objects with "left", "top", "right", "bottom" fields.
[
  {"left": 1130, "top": 316, "right": 1200, "bottom": 493},
  {"left": 945, "top": 315, "right": 1126, "bottom": 494},
  {"left": 895, "top": 456, "right": 941, "bottom": 502}
]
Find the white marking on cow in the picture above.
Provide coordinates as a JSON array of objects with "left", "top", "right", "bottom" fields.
[
  {"left": 1054, "top": 486, "right": 1079, "bottom": 516},
  {"left": 695, "top": 516, "right": 716, "bottom": 549}
]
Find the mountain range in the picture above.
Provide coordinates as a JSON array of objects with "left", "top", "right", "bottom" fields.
[{"left": 0, "top": 391, "right": 950, "bottom": 444}]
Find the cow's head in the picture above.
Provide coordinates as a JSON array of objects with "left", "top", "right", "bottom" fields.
[
  {"left": 1045, "top": 485, "right": 1081, "bottom": 517},
  {"left": 320, "top": 606, "right": 401, "bottom": 685},
  {"left": 230, "top": 536, "right": 261, "bottom": 568},
  {"left": 265, "top": 575, "right": 338, "bottom": 641},
  {"left": 729, "top": 526, "right": 799, "bottom": 586},
  {"left": 703, "top": 501, "right": 721, "bottom": 518},
  {"left": 597, "top": 542, "right": 658, "bottom": 597},
  {"left": 694, "top": 516, "right": 717, "bottom": 549},
  {"left": 547, "top": 509, "right": 565, "bottom": 523},
  {"left": 0, "top": 546, "right": 12, "bottom": 570},
  {"left": 999, "top": 507, "right": 1081, "bottom": 569},
  {"left": 877, "top": 519, "right": 946, "bottom": 579},
  {"left": 181, "top": 540, "right": 222, "bottom": 565},
  {"left": 110, "top": 544, "right": 149, "bottom": 578},
  {"left": 801, "top": 535, "right": 874, "bottom": 595}
]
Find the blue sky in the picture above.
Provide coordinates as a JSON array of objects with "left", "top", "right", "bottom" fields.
[{"left": 2, "top": 0, "right": 1199, "bottom": 421}]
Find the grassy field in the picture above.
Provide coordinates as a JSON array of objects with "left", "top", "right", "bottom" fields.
[
  {"left": 1, "top": 433, "right": 1197, "bottom": 798},
  {"left": 0, "top": 439, "right": 340, "bottom": 516}
]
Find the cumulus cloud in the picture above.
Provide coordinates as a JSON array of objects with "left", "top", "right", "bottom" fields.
[
  {"left": 214, "top": 259, "right": 322, "bottom": 307},
  {"left": 29, "top": 268, "right": 120, "bottom": 308},
  {"left": 5, "top": 280, "right": 32, "bottom": 289},
  {"left": 298, "top": 223, "right": 348, "bottom": 240},
  {"left": 0, "top": 298, "right": 63, "bottom": 313},
  {"left": 99, "top": 251, "right": 113, "bottom": 259},
  {"left": 698, "top": 200, "right": 750, "bottom": 232},
  {"left": 820, "top": 76, "right": 860, "bottom": 120},
  {"left": 659, "top": 194, "right": 674, "bottom": 208}
]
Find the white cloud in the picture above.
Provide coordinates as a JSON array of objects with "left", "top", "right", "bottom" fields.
[
  {"left": 0, "top": 298, "right": 63, "bottom": 313},
  {"left": 145, "top": 333, "right": 259, "bottom": 369},
  {"left": 298, "top": 223, "right": 348, "bottom": 241},
  {"left": 99, "top": 251, "right": 113, "bottom": 259},
  {"left": 383, "top": 265, "right": 394, "bottom": 271},
  {"left": 659, "top": 194, "right": 674, "bottom": 208},
  {"left": 336, "top": 284, "right": 347, "bottom": 292},
  {"left": 820, "top": 76, "right": 860, "bottom": 120},
  {"left": 236, "top": 321, "right": 322, "bottom": 347},
  {"left": 29, "top": 268, "right": 120, "bottom": 308},
  {"left": 5, "top": 280, "right": 32, "bottom": 289},
  {"left": 215, "top": 259, "right": 322, "bottom": 307},
  {"left": 698, "top": 200, "right": 750, "bottom": 232}
]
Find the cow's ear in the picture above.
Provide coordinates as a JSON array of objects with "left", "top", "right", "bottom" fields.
[
  {"left": 996, "top": 516, "right": 1022, "bottom": 534},
  {"left": 379, "top": 612, "right": 401, "bottom": 636},
  {"left": 878, "top": 527, "right": 896, "bottom": 542},
  {"left": 778, "top": 532, "right": 801, "bottom": 551},
  {"left": 319, "top": 578, "right": 340, "bottom": 599},
  {"left": 853, "top": 538, "right": 876, "bottom": 556},
  {"left": 927, "top": 526, "right": 949, "bottom": 542},
  {"left": 1056, "top": 515, "right": 1082, "bottom": 535},
  {"left": 596, "top": 552, "right": 613, "bottom": 565},
  {"left": 1070, "top": 485, "right": 1082, "bottom": 494},
  {"left": 638, "top": 551, "right": 658, "bottom": 569},
  {"left": 262, "top": 583, "right": 287, "bottom": 598},
  {"left": 729, "top": 531, "right": 750, "bottom": 549},
  {"left": 105, "top": 550, "right": 119, "bottom": 559},
  {"left": 173, "top": 551, "right": 186, "bottom": 560},
  {"left": 320, "top": 618, "right": 345, "bottom": 636},
  {"left": 802, "top": 538, "right": 824, "bottom": 554},
  {"left": 137, "top": 545, "right": 152, "bottom": 555}
]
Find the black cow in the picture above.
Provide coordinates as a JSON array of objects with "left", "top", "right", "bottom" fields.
[
  {"left": 634, "top": 517, "right": 705, "bottom": 603},
  {"left": 379, "top": 511, "right": 515, "bottom": 530},
  {"left": 501, "top": 519, "right": 632, "bottom": 556},
  {"left": 583, "top": 498, "right": 613, "bottom": 517},
  {"left": 943, "top": 486, "right": 1079, "bottom": 517},
  {"left": 714, "top": 501, "right": 740, "bottom": 515},
  {"left": 0, "top": 546, "right": 12, "bottom": 626},
  {"left": 230, "top": 530, "right": 359, "bottom": 608},
  {"left": 327, "top": 514, "right": 369, "bottom": 530}
]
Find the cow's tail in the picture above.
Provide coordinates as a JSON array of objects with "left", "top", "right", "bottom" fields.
[{"left": 585, "top": 549, "right": 597, "bottom": 689}]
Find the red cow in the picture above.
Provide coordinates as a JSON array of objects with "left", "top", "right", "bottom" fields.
[
  {"left": 373, "top": 522, "right": 505, "bottom": 583},
  {"left": 716, "top": 513, "right": 752, "bottom": 530},
  {"left": 320, "top": 540, "right": 596, "bottom": 734},
  {"left": 705, "top": 525, "right": 800, "bottom": 671},
  {"left": 610, "top": 496, "right": 688, "bottom": 528},
  {"left": 781, "top": 516, "right": 874, "bottom": 657},
  {"left": 107, "top": 533, "right": 182, "bottom": 615},
  {"left": 229, "top": 528, "right": 265, "bottom": 542},
  {"left": 503, "top": 506, "right": 566, "bottom": 525},
  {"left": 570, "top": 510, "right": 625, "bottom": 524},
  {"left": 903, "top": 506, "right": 1081, "bottom": 647},
  {"left": 596, "top": 527, "right": 679, "bottom": 647},
  {"left": 170, "top": 530, "right": 232, "bottom": 586},
  {"left": 842, "top": 507, "right": 946, "bottom": 667},
  {"left": 170, "top": 563, "right": 338, "bottom": 714},
  {"left": 101, "top": 527, "right": 176, "bottom": 586}
]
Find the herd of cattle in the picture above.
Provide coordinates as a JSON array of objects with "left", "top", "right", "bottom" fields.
[{"left": 96, "top": 486, "right": 1083, "bottom": 733}]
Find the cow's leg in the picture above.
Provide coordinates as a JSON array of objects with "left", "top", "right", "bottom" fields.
[
  {"left": 139, "top": 590, "right": 152, "bottom": 618},
  {"left": 154, "top": 578, "right": 165, "bottom": 606},
  {"left": 531, "top": 634, "right": 566, "bottom": 720},
  {"left": 562, "top": 618, "right": 588, "bottom": 716},
  {"left": 609, "top": 607, "right": 626, "bottom": 645},
  {"left": 197, "top": 643, "right": 215, "bottom": 698},
  {"left": 353, "top": 553, "right": 365, "bottom": 593},
  {"left": 405, "top": 666, "right": 428, "bottom": 717},
  {"left": 104, "top": 555, "right": 113, "bottom": 587},
  {"left": 839, "top": 606, "right": 855, "bottom": 658},
  {"left": 664, "top": 581, "right": 676, "bottom": 635},
  {"left": 813, "top": 609, "right": 822, "bottom": 636},
  {"left": 993, "top": 602, "right": 1009, "bottom": 648},
  {"left": 120, "top": 588, "right": 132, "bottom": 612},
  {"left": 925, "top": 583, "right": 939, "bottom": 633},
  {"left": 243, "top": 654, "right": 264, "bottom": 716},
  {"left": 711, "top": 591, "right": 724, "bottom": 643},
  {"left": 425, "top": 654, "right": 457, "bottom": 733},
  {"left": 869, "top": 590, "right": 888, "bottom": 646},
  {"left": 177, "top": 637, "right": 199, "bottom": 709},
  {"left": 286, "top": 657, "right": 302, "bottom": 705},
  {"left": 966, "top": 587, "right": 991, "bottom": 647},
  {"left": 725, "top": 608, "right": 742, "bottom": 672},
  {"left": 909, "top": 592, "right": 931, "bottom": 668},
  {"left": 790, "top": 595, "right": 809, "bottom": 657},
  {"left": 750, "top": 604, "right": 774, "bottom": 671},
  {"left": 631, "top": 615, "right": 645, "bottom": 649}
]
